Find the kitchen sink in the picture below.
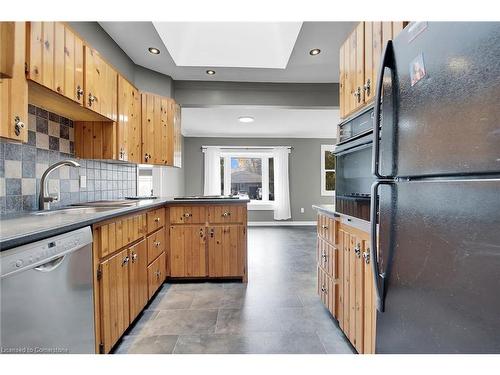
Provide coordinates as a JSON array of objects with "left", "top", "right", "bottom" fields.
[{"left": 31, "top": 206, "right": 123, "bottom": 216}]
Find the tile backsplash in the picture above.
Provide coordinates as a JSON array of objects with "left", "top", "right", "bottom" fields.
[{"left": 0, "top": 105, "right": 137, "bottom": 214}]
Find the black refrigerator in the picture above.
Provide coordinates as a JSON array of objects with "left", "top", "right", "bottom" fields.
[{"left": 370, "top": 22, "right": 500, "bottom": 353}]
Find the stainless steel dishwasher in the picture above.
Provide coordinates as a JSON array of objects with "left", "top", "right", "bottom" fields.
[{"left": 0, "top": 227, "right": 95, "bottom": 354}]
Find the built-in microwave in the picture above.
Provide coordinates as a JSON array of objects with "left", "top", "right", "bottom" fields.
[{"left": 334, "top": 106, "right": 375, "bottom": 221}]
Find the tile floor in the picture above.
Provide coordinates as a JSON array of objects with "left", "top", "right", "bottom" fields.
[{"left": 113, "top": 227, "right": 354, "bottom": 354}]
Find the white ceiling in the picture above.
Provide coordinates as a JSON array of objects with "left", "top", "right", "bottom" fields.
[
  {"left": 181, "top": 106, "right": 338, "bottom": 138},
  {"left": 99, "top": 21, "right": 356, "bottom": 83},
  {"left": 152, "top": 22, "right": 302, "bottom": 69}
]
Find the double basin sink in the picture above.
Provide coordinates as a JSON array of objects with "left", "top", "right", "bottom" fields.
[{"left": 31, "top": 200, "right": 138, "bottom": 216}]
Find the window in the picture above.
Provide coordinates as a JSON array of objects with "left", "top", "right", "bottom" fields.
[
  {"left": 321, "top": 145, "right": 335, "bottom": 196},
  {"left": 137, "top": 164, "right": 153, "bottom": 196},
  {"left": 220, "top": 152, "right": 275, "bottom": 209}
]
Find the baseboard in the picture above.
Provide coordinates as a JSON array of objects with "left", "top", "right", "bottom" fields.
[{"left": 248, "top": 221, "right": 317, "bottom": 227}]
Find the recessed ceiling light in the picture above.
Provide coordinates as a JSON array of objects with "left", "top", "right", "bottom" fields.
[
  {"left": 206, "top": 70, "right": 216, "bottom": 75},
  {"left": 238, "top": 116, "right": 255, "bottom": 123},
  {"left": 309, "top": 48, "right": 321, "bottom": 56},
  {"left": 148, "top": 47, "right": 160, "bottom": 55}
]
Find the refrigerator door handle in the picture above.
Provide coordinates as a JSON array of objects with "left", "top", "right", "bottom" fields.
[
  {"left": 372, "top": 40, "right": 396, "bottom": 179},
  {"left": 370, "top": 179, "right": 394, "bottom": 312}
]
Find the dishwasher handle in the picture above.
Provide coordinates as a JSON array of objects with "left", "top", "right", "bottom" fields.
[{"left": 34, "top": 255, "right": 65, "bottom": 272}]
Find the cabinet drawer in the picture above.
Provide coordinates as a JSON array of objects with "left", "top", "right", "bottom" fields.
[
  {"left": 207, "top": 205, "right": 246, "bottom": 224},
  {"left": 147, "top": 227, "right": 166, "bottom": 265},
  {"left": 170, "top": 206, "right": 206, "bottom": 224},
  {"left": 317, "top": 236, "right": 338, "bottom": 279},
  {"left": 147, "top": 207, "right": 165, "bottom": 233},
  {"left": 317, "top": 213, "right": 337, "bottom": 245},
  {"left": 318, "top": 266, "right": 337, "bottom": 319},
  {"left": 147, "top": 251, "right": 165, "bottom": 298}
]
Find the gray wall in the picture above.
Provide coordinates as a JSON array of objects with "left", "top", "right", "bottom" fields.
[
  {"left": 183, "top": 137, "right": 336, "bottom": 222},
  {"left": 134, "top": 65, "right": 174, "bottom": 98},
  {"left": 174, "top": 81, "right": 338, "bottom": 107}
]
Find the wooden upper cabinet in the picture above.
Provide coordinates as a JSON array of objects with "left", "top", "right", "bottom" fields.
[
  {"left": 141, "top": 92, "right": 179, "bottom": 166},
  {"left": 62, "top": 26, "right": 84, "bottom": 104},
  {"left": 173, "top": 102, "right": 182, "bottom": 168},
  {"left": 84, "top": 45, "right": 117, "bottom": 121},
  {"left": 0, "top": 22, "right": 28, "bottom": 142},
  {"left": 117, "top": 76, "right": 140, "bottom": 162},
  {"left": 0, "top": 22, "right": 15, "bottom": 78},
  {"left": 340, "top": 21, "right": 408, "bottom": 119}
]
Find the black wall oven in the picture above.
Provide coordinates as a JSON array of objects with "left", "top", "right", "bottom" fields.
[{"left": 334, "top": 106, "right": 375, "bottom": 221}]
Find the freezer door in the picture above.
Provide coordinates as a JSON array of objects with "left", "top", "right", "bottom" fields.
[
  {"left": 379, "top": 22, "right": 500, "bottom": 178},
  {"left": 376, "top": 178, "right": 500, "bottom": 353}
]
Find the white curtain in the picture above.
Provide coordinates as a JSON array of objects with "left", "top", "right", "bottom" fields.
[
  {"left": 203, "top": 147, "right": 221, "bottom": 196},
  {"left": 273, "top": 146, "right": 291, "bottom": 220}
]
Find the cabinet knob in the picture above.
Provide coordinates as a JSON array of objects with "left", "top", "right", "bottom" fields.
[
  {"left": 321, "top": 285, "right": 327, "bottom": 293},
  {"left": 131, "top": 252, "right": 138, "bottom": 262},
  {"left": 321, "top": 225, "right": 328, "bottom": 229},
  {"left": 222, "top": 211, "right": 231, "bottom": 217},
  {"left": 14, "top": 116, "right": 25, "bottom": 136},
  {"left": 154, "top": 217, "right": 161, "bottom": 223},
  {"left": 122, "top": 256, "right": 130, "bottom": 266},
  {"left": 184, "top": 213, "right": 192, "bottom": 218},
  {"left": 154, "top": 241, "right": 161, "bottom": 247},
  {"left": 76, "top": 86, "right": 84, "bottom": 100},
  {"left": 88, "top": 93, "right": 96, "bottom": 107},
  {"left": 354, "top": 243, "right": 361, "bottom": 258}
]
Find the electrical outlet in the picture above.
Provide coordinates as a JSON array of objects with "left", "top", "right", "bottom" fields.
[
  {"left": 79, "top": 175, "right": 87, "bottom": 189},
  {"left": 300, "top": 207, "right": 305, "bottom": 214}
]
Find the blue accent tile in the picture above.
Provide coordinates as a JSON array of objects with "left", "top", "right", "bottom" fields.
[
  {"left": 22, "top": 146, "right": 36, "bottom": 161},
  {"left": 36, "top": 149, "right": 50, "bottom": 163},
  {"left": 70, "top": 192, "right": 80, "bottom": 204},
  {"left": 60, "top": 125, "right": 70, "bottom": 139},
  {"left": 60, "top": 180, "right": 71, "bottom": 192},
  {"left": 22, "top": 160, "right": 36, "bottom": 178},
  {"left": 28, "top": 104, "right": 37, "bottom": 115},
  {"left": 27, "top": 130, "right": 36, "bottom": 146},
  {"left": 22, "top": 195, "right": 37, "bottom": 211},
  {"left": 6, "top": 178, "right": 21, "bottom": 195},
  {"left": 6, "top": 195, "right": 22, "bottom": 212},
  {"left": 70, "top": 167, "right": 79, "bottom": 179},
  {"left": 59, "top": 192, "right": 71, "bottom": 204},
  {"left": 0, "top": 196, "right": 6, "bottom": 214},
  {"left": 36, "top": 107, "right": 48, "bottom": 119},
  {"left": 36, "top": 117, "right": 48, "bottom": 134},
  {"left": 48, "top": 150, "right": 60, "bottom": 164},
  {"left": 49, "top": 136, "right": 59, "bottom": 151},
  {"left": 4, "top": 142, "right": 22, "bottom": 160}
]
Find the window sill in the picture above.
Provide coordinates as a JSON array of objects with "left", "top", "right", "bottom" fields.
[{"left": 248, "top": 201, "right": 276, "bottom": 211}]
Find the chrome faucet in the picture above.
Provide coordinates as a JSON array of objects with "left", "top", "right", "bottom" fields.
[{"left": 39, "top": 160, "right": 81, "bottom": 210}]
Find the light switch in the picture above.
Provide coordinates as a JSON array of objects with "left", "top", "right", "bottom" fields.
[
  {"left": 300, "top": 207, "right": 305, "bottom": 213},
  {"left": 79, "top": 175, "right": 87, "bottom": 188}
]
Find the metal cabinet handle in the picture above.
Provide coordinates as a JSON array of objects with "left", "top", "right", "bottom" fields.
[
  {"left": 209, "top": 228, "right": 214, "bottom": 238},
  {"left": 222, "top": 211, "right": 231, "bottom": 217},
  {"left": 122, "top": 256, "right": 130, "bottom": 266},
  {"left": 184, "top": 213, "right": 192, "bottom": 218},
  {"left": 76, "top": 85, "right": 84, "bottom": 100},
  {"left": 131, "top": 252, "right": 137, "bottom": 262},
  {"left": 321, "top": 285, "right": 327, "bottom": 293},
  {"left": 88, "top": 93, "right": 95, "bottom": 107},
  {"left": 144, "top": 153, "right": 151, "bottom": 162},
  {"left": 14, "top": 116, "right": 25, "bottom": 136},
  {"left": 363, "top": 79, "right": 371, "bottom": 96},
  {"left": 354, "top": 243, "right": 361, "bottom": 258},
  {"left": 154, "top": 217, "right": 161, "bottom": 223},
  {"left": 154, "top": 241, "right": 161, "bottom": 247},
  {"left": 362, "top": 250, "right": 370, "bottom": 264},
  {"left": 321, "top": 225, "right": 328, "bottom": 229}
]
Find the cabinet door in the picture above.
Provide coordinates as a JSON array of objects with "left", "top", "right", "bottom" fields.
[
  {"left": 208, "top": 225, "right": 244, "bottom": 278},
  {"left": 27, "top": 21, "right": 43, "bottom": 84},
  {"left": 170, "top": 225, "right": 207, "bottom": 277},
  {"left": 165, "top": 98, "right": 175, "bottom": 166},
  {"left": 129, "top": 239, "right": 148, "bottom": 323},
  {"left": 54, "top": 22, "right": 65, "bottom": 95},
  {"left": 173, "top": 103, "right": 182, "bottom": 167},
  {"left": 354, "top": 22, "right": 365, "bottom": 110},
  {"left": 362, "top": 238, "right": 376, "bottom": 354},
  {"left": 117, "top": 76, "right": 140, "bottom": 161},
  {"left": 41, "top": 22, "right": 55, "bottom": 90},
  {"left": 147, "top": 251, "right": 166, "bottom": 298},
  {"left": 141, "top": 92, "right": 155, "bottom": 164},
  {"left": 153, "top": 97, "right": 169, "bottom": 164},
  {"left": 0, "top": 22, "right": 15, "bottom": 78},
  {"left": 339, "top": 41, "right": 345, "bottom": 119},
  {"left": 99, "top": 249, "right": 130, "bottom": 353},
  {"left": 0, "top": 22, "right": 28, "bottom": 142},
  {"left": 64, "top": 27, "right": 85, "bottom": 104},
  {"left": 364, "top": 22, "right": 382, "bottom": 103}
]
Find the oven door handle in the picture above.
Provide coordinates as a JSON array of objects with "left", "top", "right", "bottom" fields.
[
  {"left": 372, "top": 40, "right": 396, "bottom": 179},
  {"left": 334, "top": 140, "right": 372, "bottom": 157},
  {"left": 370, "top": 179, "right": 394, "bottom": 313}
]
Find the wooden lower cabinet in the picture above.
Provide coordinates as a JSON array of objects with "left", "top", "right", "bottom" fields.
[
  {"left": 208, "top": 225, "right": 246, "bottom": 278},
  {"left": 317, "top": 212, "right": 376, "bottom": 354},
  {"left": 147, "top": 251, "right": 166, "bottom": 298},
  {"left": 170, "top": 225, "right": 207, "bottom": 277},
  {"left": 99, "top": 248, "right": 130, "bottom": 354},
  {"left": 128, "top": 239, "right": 148, "bottom": 323}
]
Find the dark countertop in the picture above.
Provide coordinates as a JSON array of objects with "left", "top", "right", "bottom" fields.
[{"left": 0, "top": 197, "right": 249, "bottom": 251}]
